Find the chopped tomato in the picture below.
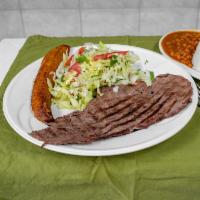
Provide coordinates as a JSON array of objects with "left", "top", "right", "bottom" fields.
[
  {"left": 78, "top": 47, "right": 85, "bottom": 55},
  {"left": 64, "top": 55, "right": 74, "bottom": 67},
  {"left": 68, "top": 62, "right": 81, "bottom": 76},
  {"left": 93, "top": 51, "right": 128, "bottom": 61}
]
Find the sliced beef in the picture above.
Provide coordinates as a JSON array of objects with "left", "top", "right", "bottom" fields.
[
  {"left": 31, "top": 74, "right": 193, "bottom": 145},
  {"left": 86, "top": 81, "right": 149, "bottom": 120},
  {"left": 137, "top": 74, "right": 192, "bottom": 129}
]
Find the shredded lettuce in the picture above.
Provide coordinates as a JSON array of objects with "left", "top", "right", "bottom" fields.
[{"left": 48, "top": 42, "right": 154, "bottom": 111}]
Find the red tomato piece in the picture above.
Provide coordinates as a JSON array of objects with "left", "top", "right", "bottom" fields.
[
  {"left": 93, "top": 51, "right": 128, "bottom": 61},
  {"left": 64, "top": 55, "right": 74, "bottom": 67},
  {"left": 68, "top": 62, "right": 81, "bottom": 76},
  {"left": 78, "top": 47, "right": 85, "bottom": 55}
]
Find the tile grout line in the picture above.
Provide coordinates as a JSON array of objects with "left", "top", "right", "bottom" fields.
[
  {"left": 18, "top": 0, "right": 26, "bottom": 37},
  {"left": 0, "top": 7, "right": 199, "bottom": 11},
  {"left": 0, "top": 8, "right": 143, "bottom": 11},
  {"left": 79, "top": 0, "right": 83, "bottom": 36}
]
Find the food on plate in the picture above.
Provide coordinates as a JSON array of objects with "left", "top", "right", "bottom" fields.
[
  {"left": 47, "top": 42, "right": 154, "bottom": 111},
  {"left": 31, "top": 44, "right": 70, "bottom": 123},
  {"left": 161, "top": 31, "right": 200, "bottom": 67},
  {"left": 31, "top": 74, "right": 192, "bottom": 145},
  {"left": 31, "top": 42, "right": 193, "bottom": 146}
]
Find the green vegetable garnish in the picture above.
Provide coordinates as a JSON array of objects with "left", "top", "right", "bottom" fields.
[
  {"left": 150, "top": 71, "right": 155, "bottom": 81},
  {"left": 99, "top": 41, "right": 106, "bottom": 50},
  {"left": 76, "top": 55, "right": 89, "bottom": 63},
  {"left": 110, "top": 55, "right": 118, "bottom": 66}
]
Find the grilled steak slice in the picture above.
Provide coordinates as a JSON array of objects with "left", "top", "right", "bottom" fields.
[
  {"left": 87, "top": 81, "right": 148, "bottom": 120},
  {"left": 32, "top": 74, "right": 193, "bottom": 145},
  {"left": 137, "top": 74, "right": 192, "bottom": 129},
  {"left": 99, "top": 91, "right": 173, "bottom": 139}
]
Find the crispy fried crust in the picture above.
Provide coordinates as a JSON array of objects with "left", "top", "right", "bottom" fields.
[{"left": 31, "top": 45, "right": 70, "bottom": 123}]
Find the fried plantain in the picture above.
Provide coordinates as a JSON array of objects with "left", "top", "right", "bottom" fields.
[{"left": 31, "top": 45, "right": 70, "bottom": 123}]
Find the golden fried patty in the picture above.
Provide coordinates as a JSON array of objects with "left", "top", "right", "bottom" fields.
[{"left": 31, "top": 45, "right": 70, "bottom": 123}]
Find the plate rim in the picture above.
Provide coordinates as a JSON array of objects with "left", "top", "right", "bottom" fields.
[
  {"left": 159, "top": 29, "right": 200, "bottom": 80},
  {"left": 3, "top": 44, "right": 198, "bottom": 156}
]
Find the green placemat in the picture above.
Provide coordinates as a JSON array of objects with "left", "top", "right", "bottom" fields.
[{"left": 1, "top": 35, "right": 200, "bottom": 200}]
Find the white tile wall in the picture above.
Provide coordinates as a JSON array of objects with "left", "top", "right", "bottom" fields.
[
  {"left": 0, "top": 0, "right": 200, "bottom": 39},
  {"left": 22, "top": 9, "right": 81, "bottom": 36},
  {"left": 197, "top": 12, "right": 200, "bottom": 28},
  {"left": 140, "top": 8, "right": 198, "bottom": 35},
  {"left": 0, "top": 11, "right": 24, "bottom": 38},
  {"left": 80, "top": 0, "right": 140, "bottom": 9},
  {"left": 19, "top": 0, "right": 79, "bottom": 9},
  {"left": 0, "top": 0, "right": 19, "bottom": 10},
  {"left": 82, "top": 9, "right": 139, "bottom": 36},
  {"left": 141, "top": 0, "right": 199, "bottom": 8}
]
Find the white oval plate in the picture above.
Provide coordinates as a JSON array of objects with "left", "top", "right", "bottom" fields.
[
  {"left": 3, "top": 44, "right": 198, "bottom": 156},
  {"left": 159, "top": 29, "right": 200, "bottom": 80}
]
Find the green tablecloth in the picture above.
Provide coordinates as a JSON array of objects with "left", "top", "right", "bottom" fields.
[{"left": 0, "top": 35, "right": 200, "bottom": 200}]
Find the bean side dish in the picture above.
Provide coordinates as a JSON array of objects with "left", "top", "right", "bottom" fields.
[{"left": 162, "top": 31, "right": 200, "bottom": 67}]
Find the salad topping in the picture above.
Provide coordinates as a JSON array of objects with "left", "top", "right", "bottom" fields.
[{"left": 47, "top": 42, "right": 154, "bottom": 110}]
